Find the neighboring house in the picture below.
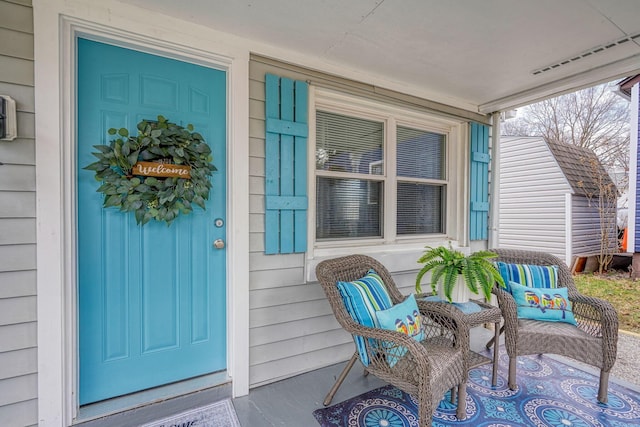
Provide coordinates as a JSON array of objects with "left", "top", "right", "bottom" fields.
[
  {"left": 618, "top": 75, "right": 640, "bottom": 275},
  {"left": 499, "top": 136, "right": 617, "bottom": 264},
  {"left": 1, "top": 1, "right": 640, "bottom": 426}
]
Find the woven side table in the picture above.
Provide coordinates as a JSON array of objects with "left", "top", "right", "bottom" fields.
[
  {"left": 462, "top": 300, "right": 502, "bottom": 386},
  {"left": 418, "top": 297, "right": 502, "bottom": 386}
]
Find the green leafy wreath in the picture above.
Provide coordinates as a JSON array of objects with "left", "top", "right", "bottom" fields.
[{"left": 84, "top": 115, "right": 216, "bottom": 225}]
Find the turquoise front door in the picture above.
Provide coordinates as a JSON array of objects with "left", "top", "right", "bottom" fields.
[{"left": 77, "top": 38, "right": 227, "bottom": 405}]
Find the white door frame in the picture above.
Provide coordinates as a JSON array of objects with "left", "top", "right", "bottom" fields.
[{"left": 33, "top": 2, "right": 250, "bottom": 425}]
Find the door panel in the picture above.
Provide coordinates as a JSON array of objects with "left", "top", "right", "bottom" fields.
[{"left": 77, "top": 38, "right": 227, "bottom": 405}]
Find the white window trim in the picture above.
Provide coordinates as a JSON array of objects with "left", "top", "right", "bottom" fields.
[{"left": 306, "top": 87, "right": 468, "bottom": 281}]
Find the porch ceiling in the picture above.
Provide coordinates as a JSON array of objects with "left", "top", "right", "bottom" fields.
[{"left": 123, "top": 0, "right": 640, "bottom": 113}]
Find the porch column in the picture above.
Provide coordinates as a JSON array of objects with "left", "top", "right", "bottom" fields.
[{"left": 488, "top": 111, "right": 501, "bottom": 249}]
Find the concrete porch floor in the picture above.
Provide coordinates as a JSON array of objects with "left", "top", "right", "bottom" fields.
[{"left": 75, "top": 327, "right": 640, "bottom": 427}]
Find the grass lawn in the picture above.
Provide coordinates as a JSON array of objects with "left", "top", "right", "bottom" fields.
[{"left": 573, "top": 273, "right": 640, "bottom": 334}]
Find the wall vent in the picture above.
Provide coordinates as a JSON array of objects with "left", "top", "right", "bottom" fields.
[{"left": 532, "top": 33, "right": 640, "bottom": 76}]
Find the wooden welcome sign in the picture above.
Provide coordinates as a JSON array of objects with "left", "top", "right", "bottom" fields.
[{"left": 132, "top": 161, "right": 191, "bottom": 179}]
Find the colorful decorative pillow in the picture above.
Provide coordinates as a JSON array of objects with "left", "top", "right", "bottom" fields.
[
  {"left": 337, "top": 270, "right": 393, "bottom": 366},
  {"left": 376, "top": 294, "right": 425, "bottom": 367},
  {"left": 495, "top": 262, "right": 559, "bottom": 292},
  {"left": 510, "top": 281, "right": 576, "bottom": 325}
]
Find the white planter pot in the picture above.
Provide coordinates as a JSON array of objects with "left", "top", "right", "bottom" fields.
[{"left": 438, "top": 275, "right": 471, "bottom": 304}]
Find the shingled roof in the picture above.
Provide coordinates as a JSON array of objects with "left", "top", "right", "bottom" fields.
[{"left": 545, "top": 139, "right": 616, "bottom": 197}]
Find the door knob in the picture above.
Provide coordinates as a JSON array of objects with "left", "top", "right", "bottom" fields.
[{"left": 213, "top": 239, "right": 225, "bottom": 249}]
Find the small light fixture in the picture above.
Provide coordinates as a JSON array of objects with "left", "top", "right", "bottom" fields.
[
  {"left": 500, "top": 109, "right": 517, "bottom": 121},
  {"left": 0, "top": 95, "right": 17, "bottom": 141}
]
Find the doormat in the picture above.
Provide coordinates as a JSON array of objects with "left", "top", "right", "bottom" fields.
[
  {"left": 140, "top": 399, "right": 240, "bottom": 427},
  {"left": 314, "top": 350, "right": 640, "bottom": 426}
]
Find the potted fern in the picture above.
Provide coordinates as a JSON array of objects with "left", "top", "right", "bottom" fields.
[{"left": 415, "top": 245, "right": 505, "bottom": 303}]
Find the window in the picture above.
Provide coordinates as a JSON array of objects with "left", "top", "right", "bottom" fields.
[
  {"left": 314, "top": 96, "right": 454, "bottom": 246},
  {"left": 396, "top": 126, "right": 446, "bottom": 235},
  {"left": 315, "top": 111, "right": 384, "bottom": 240}
]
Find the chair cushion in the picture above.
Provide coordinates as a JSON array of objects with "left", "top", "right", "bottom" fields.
[
  {"left": 337, "top": 270, "right": 393, "bottom": 366},
  {"left": 496, "top": 262, "right": 559, "bottom": 292},
  {"left": 510, "top": 281, "right": 577, "bottom": 325},
  {"left": 376, "top": 294, "right": 425, "bottom": 367}
]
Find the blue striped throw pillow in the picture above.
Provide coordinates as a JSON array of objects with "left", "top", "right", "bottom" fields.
[
  {"left": 337, "top": 270, "right": 393, "bottom": 366},
  {"left": 496, "top": 262, "right": 559, "bottom": 292}
]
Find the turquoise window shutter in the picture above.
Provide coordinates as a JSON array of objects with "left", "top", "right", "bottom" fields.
[
  {"left": 264, "top": 74, "right": 309, "bottom": 254},
  {"left": 470, "top": 122, "right": 490, "bottom": 241}
]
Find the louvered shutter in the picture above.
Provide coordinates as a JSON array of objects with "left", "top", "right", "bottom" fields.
[
  {"left": 264, "top": 74, "right": 309, "bottom": 254},
  {"left": 470, "top": 122, "right": 490, "bottom": 241}
]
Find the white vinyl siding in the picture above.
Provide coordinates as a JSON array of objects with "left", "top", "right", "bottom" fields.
[
  {"left": 499, "top": 136, "right": 571, "bottom": 261},
  {"left": 249, "top": 60, "right": 353, "bottom": 387},
  {"left": 248, "top": 57, "right": 471, "bottom": 388},
  {"left": 572, "top": 195, "right": 617, "bottom": 256},
  {"left": 250, "top": 84, "right": 344, "bottom": 380},
  {"left": 0, "top": 1, "right": 37, "bottom": 426}
]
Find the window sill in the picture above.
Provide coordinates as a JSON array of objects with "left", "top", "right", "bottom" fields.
[{"left": 306, "top": 238, "right": 466, "bottom": 282}]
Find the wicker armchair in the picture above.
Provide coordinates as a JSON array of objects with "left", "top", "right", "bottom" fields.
[
  {"left": 316, "top": 254, "right": 469, "bottom": 425},
  {"left": 489, "top": 248, "right": 618, "bottom": 403}
]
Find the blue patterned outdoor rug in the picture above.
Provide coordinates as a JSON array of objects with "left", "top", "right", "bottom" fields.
[{"left": 314, "top": 351, "right": 640, "bottom": 426}]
